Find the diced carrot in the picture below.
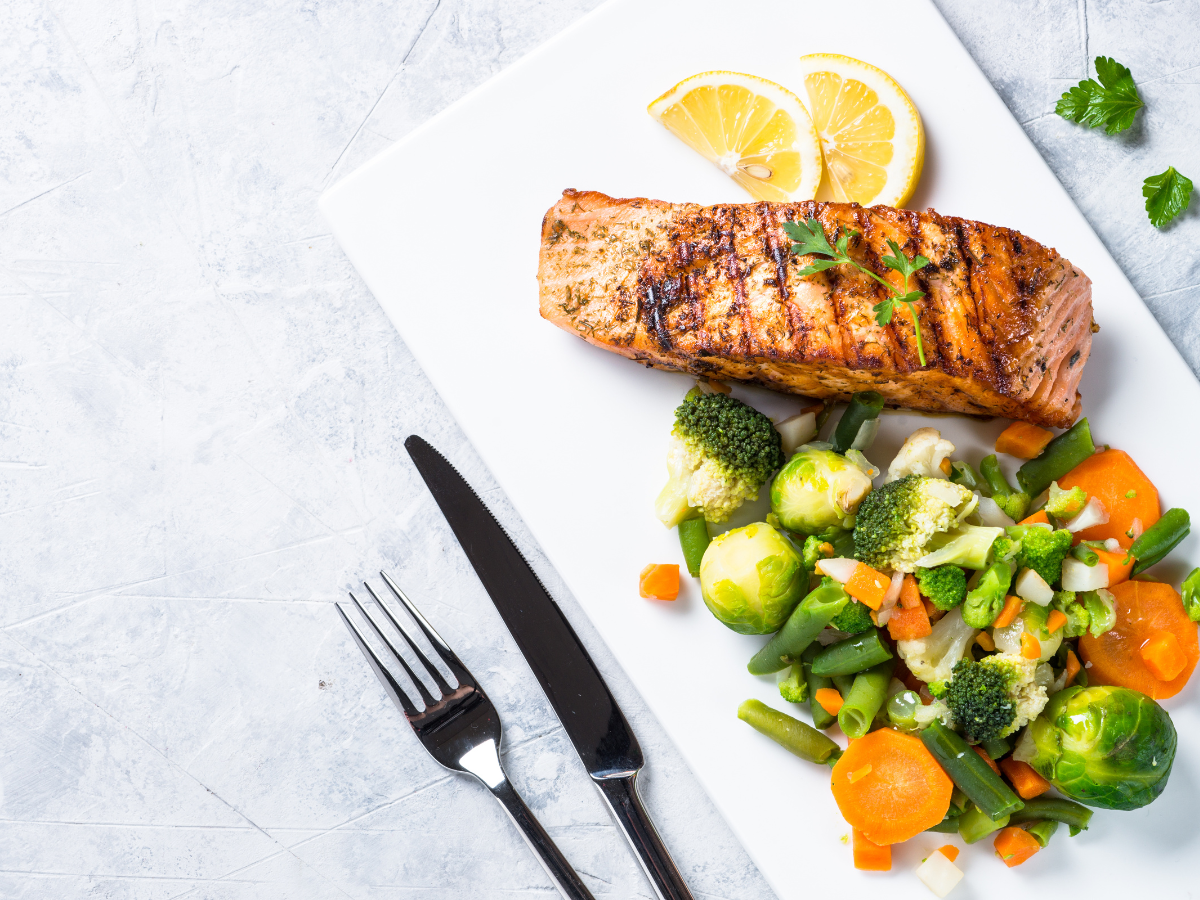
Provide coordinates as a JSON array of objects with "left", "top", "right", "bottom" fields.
[
  {"left": 848, "top": 764, "right": 874, "bottom": 784},
  {"left": 818, "top": 541, "right": 835, "bottom": 557},
  {"left": 853, "top": 828, "right": 892, "bottom": 871},
  {"left": 992, "top": 595, "right": 1025, "bottom": 629},
  {"left": 1141, "top": 630, "right": 1188, "bottom": 682},
  {"left": 1018, "top": 509, "right": 1051, "bottom": 527},
  {"left": 1079, "top": 580, "right": 1200, "bottom": 699},
  {"left": 995, "top": 421, "right": 1055, "bottom": 459},
  {"left": 924, "top": 600, "right": 944, "bottom": 623},
  {"left": 1020, "top": 631, "right": 1041, "bottom": 660},
  {"left": 973, "top": 745, "right": 1002, "bottom": 777},
  {"left": 999, "top": 758, "right": 1051, "bottom": 799},
  {"left": 846, "top": 563, "right": 890, "bottom": 611},
  {"left": 994, "top": 826, "right": 1041, "bottom": 867},
  {"left": 938, "top": 845, "right": 960, "bottom": 863},
  {"left": 1046, "top": 609, "right": 1069, "bottom": 634},
  {"left": 800, "top": 402, "right": 825, "bottom": 416},
  {"left": 888, "top": 603, "right": 933, "bottom": 641},
  {"left": 976, "top": 630, "right": 996, "bottom": 651},
  {"left": 900, "top": 574, "right": 923, "bottom": 609},
  {"left": 639, "top": 564, "right": 679, "bottom": 601},
  {"left": 1092, "top": 545, "right": 1134, "bottom": 587},
  {"left": 816, "top": 687, "right": 844, "bottom": 716},
  {"left": 1064, "top": 649, "right": 1081, "bottom": 685},
  {"left": 1057, "top": 449, "right": 1160, "bottom": 548},
  {"left": 939, "top": 457, "right": 953, "bottom": 476}
]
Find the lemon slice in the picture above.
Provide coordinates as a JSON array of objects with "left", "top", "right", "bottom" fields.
[
  {"left": 795, "top": 54, "right": 924, "bottom": 207},
  {"left": 648, "top": 71, "right": 823, "bottom": 202}
]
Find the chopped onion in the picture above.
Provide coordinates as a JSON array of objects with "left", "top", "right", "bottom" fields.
[
  {"left": 851, "top": 417, "right": 881, "bottom": 451},
  {"left": 1062, "top": 556, "right": 1110, "bottom": 591},
  {"left": 816, "top": 557, "right": 859, "bottom": 583},
  {"left": 1066, "top": 496, "right": 1110, "bottom": 533},
  {"left": 1015, "top": 567, "right": 1054, "bottom": 606},
  {"left": 1130, "top": 518, "right": 1144, "bottom": 540},
  {"left": 817, "top": 628, "right": 851, "bottom": 646},
  {"left": 975, "top": 495, "right": 1016, "bottom": 527},
  {"left": 916, "top": 848, "right": 964, "bottom": 898},
  {"left": 775, "top": 412, "right": 817, "bottom": 457},
  {"left": 876, "top": 607, "right": 893, "bottom": 626},
  {"left": 880, "top": 571, "right": 905, "bottom": 611},
  {"left": 1104, "top": 537, "right": 1121, "bottom": 553},
  {"left": 993, "top": 618, "right": 1024, "bottom": 654}
]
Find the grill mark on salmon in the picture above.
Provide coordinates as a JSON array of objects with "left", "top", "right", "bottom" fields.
[{"left": 539, "top": 190, "right": 1093, "bottom": 428}]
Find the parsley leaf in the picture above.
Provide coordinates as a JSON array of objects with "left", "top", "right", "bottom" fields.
[
  {"left": 1143, "top": 166, "right": 1194, "bottom": 228},
  {"left": 1056, "top": 56, "right": 1143, "bottom": 134}
]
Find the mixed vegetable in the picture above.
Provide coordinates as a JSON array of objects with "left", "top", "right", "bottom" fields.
[{"left": 649, "top": 386, "right": 1198, "bottom": 894}]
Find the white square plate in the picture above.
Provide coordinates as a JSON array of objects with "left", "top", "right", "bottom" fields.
[{"left": 321, "top": 0, "right": 1200, "bottom": 895}]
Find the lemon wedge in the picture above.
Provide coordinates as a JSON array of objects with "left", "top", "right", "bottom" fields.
[
  {"left": 648, "top": 71, "right": 823, "bottom": 202},
  {"left": 795, "top": 54, "right": 924, "bottom": 207}
]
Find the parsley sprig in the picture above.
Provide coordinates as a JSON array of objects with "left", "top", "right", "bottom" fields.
[
  {"left": 1143, "top": 166, "right": 1194, "bottom": 229},
  {"left": 1056, "top": 56, "right": 1144, "bottom": 134},
  {"left": 784, "top": 219, "right": 931, "bottom": 366}
]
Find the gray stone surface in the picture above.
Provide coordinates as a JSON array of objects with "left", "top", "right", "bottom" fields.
[{"left": 0, "top": 1, "right": 1196, "bottom": 897}]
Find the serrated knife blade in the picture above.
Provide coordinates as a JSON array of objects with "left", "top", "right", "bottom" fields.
[{"left": 405, "top": 434, "right": 694, "bottom": 900}]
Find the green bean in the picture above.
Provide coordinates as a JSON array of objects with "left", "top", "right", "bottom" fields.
[
  {"left": 979, "top": 454, "right": 1014, "bottom": 497},
  {"left": 920, "top": 721, "right": 1024, "bottom": 820},
  {"left": 950, "top": 460, "right": 989, "bottom": 495},
  {"left": 814, "top": 400, "right": 835, "bottom": 436},
  {"left": 982, "top": 737, "right": 1012, "bottom": 760},
  {"left": 747, "top": 581, "right": 850, "bottom": 674},
  {"left": 832, "top": 391, "right": 885, "bottom": 453},
  {"left": 957, "top": 805, "right": 1010, "bottom": 844},
  {"left": 1007, "top": 797, "right": 1093, "bottom": 836},
  {"left": 1023, "top": 819, "right": 1059, "bottom": 848},
  {"left": 1130, "top": 507, "right": 1191, "bottom": 575},
  {"left": 831, "top": 673, "right": 856, "bottom": 697},
  {"left": 810, "top": 629, "right": 893, "bottom": 677},
  {"left": 886, "top": 689, "right": 922, "bottom": 733},
  {"left": 1071, "top": 543, "right": 1099, "bottom": 566},
  {"left": 737, "top": 699, "right": 842, "bottom": 765},
  {"left": 837, "top": 658, "right": 896, "bottom": 739},
  {"left": 1182, "top": 567, "right": 1200, "bottom": 623},
  {"left": 677, "top": 516, "right": 711, "bottom": 577},
  {"left": 802, "top": 645, "right": 836, "bottom": 730},
  {"left": 926, "top": 818, "right": 961, "bottom": 833},
  {"left": 1017, "top": 417, "right": 1095, "bottom": 497}
]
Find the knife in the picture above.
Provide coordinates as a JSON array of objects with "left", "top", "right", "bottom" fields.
[{"left": 405, "top": 435, "right": 695, "bottom": 900}]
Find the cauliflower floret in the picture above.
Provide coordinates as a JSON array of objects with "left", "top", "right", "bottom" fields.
[
  {"left": 992, "top": 652, "right": 1050, "bottom": 735},
  {"left": 886, "top": 427, "right": 956, "bottom": 483},
  {"left": 896, "top": 606, "right": 977, "bottom": 683}
]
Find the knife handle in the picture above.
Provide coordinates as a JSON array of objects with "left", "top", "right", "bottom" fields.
[
  {"left": 594, "top": 774, "right": 695, "bottom": 900},
  {"left": 490, "top": 778, "right": 597, "bottom": 900}
]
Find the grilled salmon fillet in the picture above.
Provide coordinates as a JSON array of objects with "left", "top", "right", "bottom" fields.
[{"left": 538, "top": 189, "right": 1093, "bottom": 428}]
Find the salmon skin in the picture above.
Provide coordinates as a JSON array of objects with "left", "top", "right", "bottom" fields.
[{"left": 538, "top": 189, "right": 1093, "bottom": 428}]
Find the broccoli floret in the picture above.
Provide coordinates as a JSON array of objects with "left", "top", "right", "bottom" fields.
[
  {"left": 994, "top": 491, "right": 1032, "bottom": 522},
  {"left": 990, "top": 536, "right": 1020, "bottom": 563},
  {"left": 832, "top": 599, "right": 875, "bottom": 635},
  {"left": 1051, "top": 590, "right": 1090, "bottom": 638},
  {"left": 655, "top": 390, "right": 785, "bottom": 527},
  {"left": 1008, "top": 526, "right": 1073, "bottom": 586},
  {"left": 961, "top": 560, "right": 1015, "bottom": 628},
  {"left": 915, "top": 565, "right": 968, "bottom": 610},
  {"left": 943, "top": 653, "right": 1048, "bottom": 743},
  {"left": 853, "top": 475, "right": 975, "bottom": 572},
  {"left": 778, "top": 664, "right": 809, "bottom": 703},
  {"left": 1046, "top": 481, "right": 1087, "bottom": 520}
]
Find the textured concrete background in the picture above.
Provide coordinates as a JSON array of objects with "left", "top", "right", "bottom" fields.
[{"left": 1, "top": 1, "right": 1197, "bottom": 897}]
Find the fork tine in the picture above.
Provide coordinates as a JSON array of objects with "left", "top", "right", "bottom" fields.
[
  {"left": 335, "top": 602, "right": 421, "bottom": 718},
  {"left": 379, "top": 570, "right": 473, "bottom": 686},
  {"left": 348, "top": 592, "right": 438, "bottom": 710},
  {"left": 362, "top": 581, "right": 455, "bottom": 696}
]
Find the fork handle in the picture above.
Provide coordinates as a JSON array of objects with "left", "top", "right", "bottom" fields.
[
  {"left": 593, "top": 774, "right": 694, "bottom": 900},
  {"left": 489, "top": 778, "right": 596, "bottom": 900}
]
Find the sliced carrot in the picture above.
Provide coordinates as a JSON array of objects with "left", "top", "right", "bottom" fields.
[
  {"left": 1093, "top": 545, "right": 1134, "bottom": 587},
  {"left": 992, "top": 595, "right": 1025, "bottom": 629},
  {"left": 1078, "top": 580, "right": 1200, "bottom": 699},
  {"left": 846, "top": 563, "right": 890, "bottom": 611},
  {"left": 853, "top": 828, "right": 892, "bottom": 871},
  {"left": 994, "top": 826, "right": 1041, "bottom": 867},
  {"left": 973, "top": 744, "right": 1002, "bottom": 777},
  {"left": 1141, "top": 631, "right": 1188, "bottom": 682},
  {"left": 1000, "top": 758, "right": 1051, "bottom": 799},
  {"left": 639, "top": 564, "right": 679, "bottom": 600},
  {"left": 1018, "top": 509, "right": 1051, "bottom": 527},
  {"left": 976, "top": 630, "right": 996, "bottom": 652},
  {"left": 1064, "top": 648, "right": 1081, "bottom": 685},
  {"left": 1020, "top": 632, "right": 1041, "bottom": 660},
  {"left": 888, "top": 603, "right": 932, "bottom": 641},
  {"left": 938, "top": 845, "right": 960, "bottom": 863},
  {"left": 816, "top": 687, "right": 844, "bottom": 716},
  {"left": 832, "top": 729, "right": 953, "bottom": 845},
  {"left": 900, "top": 574, "right": 923, "bottom": 610},
  {"left": 1057, "top": 449, "right": 1161, "bottom": 548},
  {"left": 995, "top": 421, "right": 1055, "bottom": 459},
  {"left": 1046, "top": 609, "right": 1069, "bottom": 634}
]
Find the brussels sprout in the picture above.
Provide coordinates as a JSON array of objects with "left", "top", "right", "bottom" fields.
[
  {"left": 769, "top": 447, "right": 873, "bottom": 535},
  {"left": 1019, "top": 685, "right": 1177, "bottom": 810},
  {"left": 699, "top": 522, "right": 806, "bottom": 634}
]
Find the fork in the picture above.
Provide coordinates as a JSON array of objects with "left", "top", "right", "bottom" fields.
[{"left": 337, "top": 571, "right": 596, "bottom": 900}]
